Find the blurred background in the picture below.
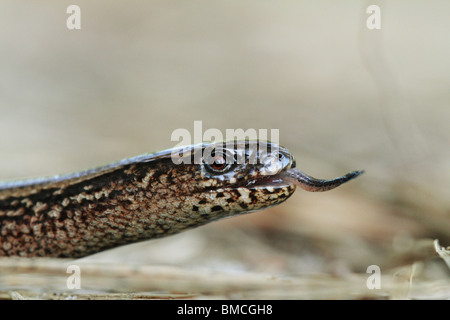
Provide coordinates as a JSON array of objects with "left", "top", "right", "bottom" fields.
[{"left": 0, "top": 1, "right": 449, "bottom": 298}]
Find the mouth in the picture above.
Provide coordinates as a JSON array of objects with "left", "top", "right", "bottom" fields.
[{"left": 242, "top": 171, "right": 295, "bottom": 190}]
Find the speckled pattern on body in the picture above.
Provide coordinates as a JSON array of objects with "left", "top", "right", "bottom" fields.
[{"left": 0, "top": 141, "right": 296, "bottom": 258}]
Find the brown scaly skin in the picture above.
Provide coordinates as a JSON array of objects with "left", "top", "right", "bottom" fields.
[
  {"left": 0, "top": 141, "right": 297, "bottom": 258},
  {"left": 0, "top": 141, "right": 362, "bottom": 258}
]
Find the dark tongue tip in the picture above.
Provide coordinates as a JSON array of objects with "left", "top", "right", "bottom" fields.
[{"left": 345, "top": 170, "right": 365, "bottom": 180}]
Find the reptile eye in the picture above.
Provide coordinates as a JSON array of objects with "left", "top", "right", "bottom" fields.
[
  {"left": 211, "top": 155, "right": 226, "bottom": 170},
  {"left": 204, "top": 150, "right": 233, "bottom": 173},
  {"left": 206, "top": 155, "right": 232, "bottom": 173}
]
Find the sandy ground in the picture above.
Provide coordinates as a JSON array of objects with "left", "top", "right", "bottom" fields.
[{"left": 0, "top": 1, "right": 449, "bottom": 299}]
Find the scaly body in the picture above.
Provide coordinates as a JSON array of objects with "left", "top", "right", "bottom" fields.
[{"left": 0, "top": 141, "right": 362, "bottom": 258}]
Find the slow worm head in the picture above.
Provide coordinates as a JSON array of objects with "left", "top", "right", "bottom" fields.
[{"left": 0, "top": 141, "right": 363, "bottom": 258}]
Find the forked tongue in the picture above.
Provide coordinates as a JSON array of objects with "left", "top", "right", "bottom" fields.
[{"left": 281, "top": 168, "right": 364, "bottom": 192}]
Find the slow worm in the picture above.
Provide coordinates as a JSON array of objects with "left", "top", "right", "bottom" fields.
[{"left": 0, "top": 141, "right": 363, "bottom": 258}]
